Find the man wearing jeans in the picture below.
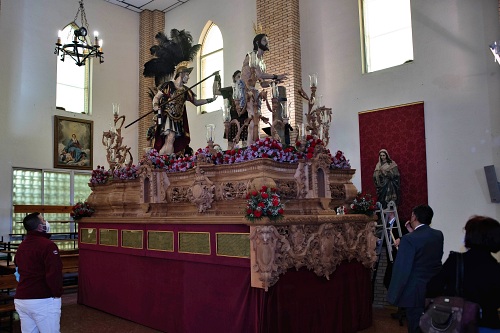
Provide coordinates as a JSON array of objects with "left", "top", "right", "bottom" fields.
[{"left": 14, "top": 212, "right": 63, "bottom": 332}]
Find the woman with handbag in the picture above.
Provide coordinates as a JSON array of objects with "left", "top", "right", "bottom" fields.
[{"left": 426, "top": 216, "right": 500, "bottom": 332}]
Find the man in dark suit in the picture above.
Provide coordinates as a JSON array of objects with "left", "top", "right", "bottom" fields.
[{"left": 387, "top": 205, "right": 444, "bottom": 333}]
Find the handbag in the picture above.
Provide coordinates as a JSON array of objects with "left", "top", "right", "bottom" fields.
[{"left": 419, "top": 252, "right": 481, "bottom": 333}]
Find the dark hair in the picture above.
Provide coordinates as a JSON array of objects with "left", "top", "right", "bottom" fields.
[
  {"left": 412, "top": 205, "right": 434, "bottom": 225},
  {"left": 253, "top": 33, "right": 267, "bottom": 51},
  {"left": 23, "top": 212, "right": 42, "bottom": 231},
  {"left": 232, "top": 70, "right": 241, "bottom": 83},
  {"left": 464, "top": 215, "right": 500, "bottom": 252}
]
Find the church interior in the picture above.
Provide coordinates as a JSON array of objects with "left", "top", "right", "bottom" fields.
[{"left": 0, "top": 0, "right": 499, "bottom": 332}]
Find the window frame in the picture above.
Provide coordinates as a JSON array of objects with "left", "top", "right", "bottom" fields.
[
  {"left": 11, "top": 167, "right": 91, "bottom": 236},
  {"left": 359, "top": 0, "right": 414, "bottom": 73},
  {"left": 56, "top": 22, "right": 92, "bottom": 114},
  {"left": 198, "top": 22, "right": 224, "bottom": 114}
]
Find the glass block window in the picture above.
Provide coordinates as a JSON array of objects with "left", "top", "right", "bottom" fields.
[
  {"left": 199, "top": 22, "right": 224, "bottom": 114},
  {"left": 360, "top": 0, "right": 414, "bottom": 73},
  {"left": 12, "top": 168, "right": 92, "bottom": 244}
]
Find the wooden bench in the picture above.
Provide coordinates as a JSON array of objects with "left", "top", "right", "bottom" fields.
[
  {"left": 13, "top": 205, "right": 74, "bottom": 214},
  {"left": 61, "top": 253, "right": 79, "bottom": 290},
  {"left": 0, "top": 274, "right": 17, "bottom": 332}
]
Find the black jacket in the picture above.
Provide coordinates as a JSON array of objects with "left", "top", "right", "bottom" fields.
[{"left": 427, "top": 249, "right": 500, "bottom": 328}]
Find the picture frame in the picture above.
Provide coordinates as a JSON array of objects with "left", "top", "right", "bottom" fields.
[{"left": 54, "top": 115, "right": 93, "bottom": 170}]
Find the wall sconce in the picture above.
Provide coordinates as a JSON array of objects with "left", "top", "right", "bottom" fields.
[
  {"left": 489, "top": 41, "right": 500, "bottom": 64},
  {"left": 484, "top": 165, "right": 500, "bottom": 203}
]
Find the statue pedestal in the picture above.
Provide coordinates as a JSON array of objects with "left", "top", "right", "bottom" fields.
[{"left": 80, "top": 157, "right": 376, "bottom": 332}]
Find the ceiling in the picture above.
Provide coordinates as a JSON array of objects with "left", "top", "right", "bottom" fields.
[{"left": 103, "top": 0, "right": 191, "bottom": 13}]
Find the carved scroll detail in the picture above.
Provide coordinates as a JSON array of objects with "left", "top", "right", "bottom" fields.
[
  {"left": 275, "top": 180, "right": 298, "bottom": 200},
  {"left": 187, "top": 166, "right": 215, "bottom": 213},
  {"left": 169, "top": 187, "right": 189, "bottom": 202},
  {"left": 250, "top": 226, "right": 290, "bottom": 291},
  {"left": 250, "top": 221, "right": 377, "bottom": 290},
  {"left": 219, "top": 182, "right": 247, "bottom": 200},
  {"left": 330, "top": 184, "right": 346, "bottom": 200}
]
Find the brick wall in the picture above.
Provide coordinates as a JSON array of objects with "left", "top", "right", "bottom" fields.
[
  {"left": 138, "top": 10, "right": 165, "bottom": 159},
  {"left": 256, "top": 0, "right": 303, "bottom": 132},
  {"left": 373, "top": 246, "right": 390, "bottom": 306}
]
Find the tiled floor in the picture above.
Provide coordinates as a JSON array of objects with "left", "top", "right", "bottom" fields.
[{"left": 11, "top": 292, "right": 408, "bottom": 332}]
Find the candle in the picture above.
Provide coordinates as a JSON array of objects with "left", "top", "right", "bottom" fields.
[
  {"left": 112, "top": 103, "right": 120, "bottom": 116},
  {"left": 223, "top": 101, "right": 230, "bottom": 122},
  {"left": 281, "top": 100, "right": 288, "bottom": 119},
  {"left": 309, "top": 73, "right": 318, "bottom": 88},
  {"left": 206, "top": 124, "right": 215, "bottom": 142}
]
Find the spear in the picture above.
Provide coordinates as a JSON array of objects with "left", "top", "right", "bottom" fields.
[{"left": 125, "top": 71, "right": 220, "bottom": 129}]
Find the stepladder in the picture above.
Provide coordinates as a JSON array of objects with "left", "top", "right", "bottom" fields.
[{"left": 372, "top": 201, "right": 403, "bottom": 296}]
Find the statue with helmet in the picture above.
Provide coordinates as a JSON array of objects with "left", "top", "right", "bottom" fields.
[{"left": 143, "top": 29, "right": 218, "bottom": 155}]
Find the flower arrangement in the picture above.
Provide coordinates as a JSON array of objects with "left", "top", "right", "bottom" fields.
[
  {"left": 113, "top": 165, "right": 139, "bottom": 180},
  {"left": 134, "top": 138, "right": 349, "bottom": 175},
  {"left": 245, "top": 186, "right": 284, "bottom": 222},
  {"left": 330, "top": 150, "right": 351, "bottom": 169},
  {"left": 141, "top": 149, "right": 195, "bottom": 172},
  {"left": 348, "top": 192, "right": 376, "bottom": 216},
  {"left": 295, "top": 135, "right": 322, "bottom": 160},
  {"left": 71, "top": 201, "right": 95, "bottom": 220},
  {"left": 90, "top": 166, "right": 111, "bottom": 184}
]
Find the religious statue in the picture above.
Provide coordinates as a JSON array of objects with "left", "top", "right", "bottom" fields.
[
  {"left": 373, "top": 149, "right": 400, "bottom": 208},
  {"left": 142, "top": 29, "right": 217, "bottom": 155},
  {"left": 217, "top": 70, "right": 248, "bottom": 147},
  {"left": 152, "top": 62, "right": 216, "bottom": 154},
  {"left": 236, "top": 32, "right": 287, "bottom": 145}
]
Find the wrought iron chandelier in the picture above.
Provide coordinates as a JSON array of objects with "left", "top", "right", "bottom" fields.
[{"left": 55, "top": 0, "right": 104, "bottom": 66}]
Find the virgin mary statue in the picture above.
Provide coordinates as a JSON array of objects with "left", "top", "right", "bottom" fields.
[{"left": 373, "top": 149, "right": 400, "bottom": 208}]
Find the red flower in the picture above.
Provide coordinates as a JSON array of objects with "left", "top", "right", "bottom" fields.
[
  {"left": 252, "top": 191, "right": 258, "bottom": 197},
  {"left": 278, "top": 208, "right": 284, "bottom": 214},
  {"left": 247, "top": 208, "right": 253, "bottom": 214},
  {"left": 261, "top": 193, "right": 269, "bottom": 199},
  {"left": 272, "top": 199, "right": 279, "bottom": 206},
  {"left": 254, "top": 210, "right": 262, "bottom": 218},
  {"left": 261, "top": 186, "right": 268, "bottom": 192},
  {"left": 258, "top": 202, "right": 266, "bottom": 208}
]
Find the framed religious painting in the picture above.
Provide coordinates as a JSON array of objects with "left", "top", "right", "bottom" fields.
[{"left": 54, "top": 115, "right": 93, "bottom": 170}]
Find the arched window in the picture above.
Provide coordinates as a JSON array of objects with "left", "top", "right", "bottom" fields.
[
  {"left": 56, "top": 23, "right": 91, "bottom": 114},
  {"left": 199, "top": 22, "right": 223, "bottom": 114}
]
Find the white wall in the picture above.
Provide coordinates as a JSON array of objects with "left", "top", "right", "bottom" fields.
[
  {"left": 0, "top": 0, "right": 139, "bottom": 237},
  {"left": 1, "top": 0, "right": 499, "bottom": 261},
  {"left": 299, "top": 0, "right": 500, "bottom": 259},
  {"left": 163, "top": 0, "right": 256, "bottom": 150}
]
